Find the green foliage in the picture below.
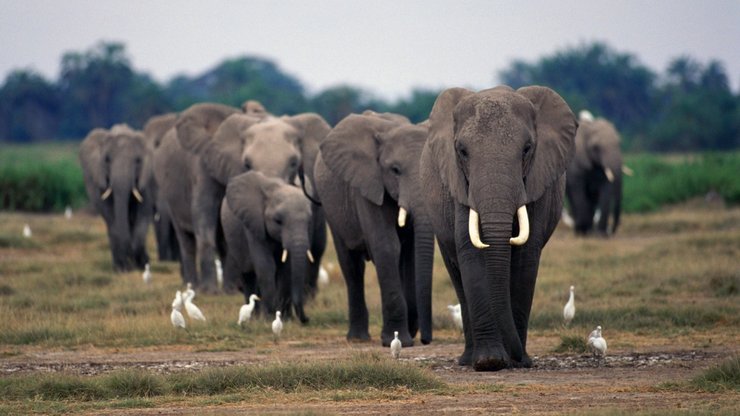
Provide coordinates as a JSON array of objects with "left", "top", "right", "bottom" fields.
[
  {"left": 623, "top": 152, "right": 740, "bottom": 212},
  {"left": 552, "top": 334, "right": 588, "bottom": 353},
  {"left": 0, "top": 143, "right": 86, "bottom": 211},
  {"left": 690, "top": 356, "right": 740, "bottom": 392}
]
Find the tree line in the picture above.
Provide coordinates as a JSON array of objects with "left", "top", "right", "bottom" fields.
[{"left": 0, "top": 41, "right": 737, "bottom": 151}]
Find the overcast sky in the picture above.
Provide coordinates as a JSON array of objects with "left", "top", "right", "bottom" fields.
[{"left": 1, "top": 0, "right": 738, "bottom": 99}]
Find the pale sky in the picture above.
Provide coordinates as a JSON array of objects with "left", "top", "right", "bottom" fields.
[{"left": 1, "top": 0, "right": 738, "bottom": 99}]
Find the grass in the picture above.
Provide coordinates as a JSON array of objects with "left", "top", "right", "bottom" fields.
[{"left": 690, "top": 356, "right": 740, "bottom": 392}]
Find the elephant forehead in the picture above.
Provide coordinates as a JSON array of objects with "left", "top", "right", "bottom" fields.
[
  {"left": 248, "top": 120, "right": 299, "bottom": 141},
  {"left": 457, "top": 93, "right": 534, "bottom": 143},
  {"left": 272, "top": 188, "right": 312, "bottom": 216}
]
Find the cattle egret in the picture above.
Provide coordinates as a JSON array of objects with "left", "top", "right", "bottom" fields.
[
  {"left": 22, "top": 224, "right": 32, "bottom": 238},
  {"left": 170, "top": 290, "right": 186, "bottom": 329},
  {"left": 563, "top": 285, "right": 575, "bottom": 326},
  {"left": 448, "top": 304, "right": 463, "bottom": 332},
  {"left": 215, "top": 259, "right": 223, "bottom": 289},
  {"left": 318, "top": 265, "right": 330, "bottom": 286},
  {"left": 183, "top": 290, "right": 206, "bottom": 322},
  {"left": 238, "top": 294, "right": 261, "bottom": 326},
  {"left": 390, "top": 331, "right": 402, "bottom": 359},
  {"left": 588, "top": 325, "right": 602, "bottom": 342},
  {"left": 64, "top": 206, "right": 73, "bottom": 219},
  {"left": 579, "top": 110, "right": 594, "bottom": 122},
  {"left": 142, "top": 263, "right": 152, "bottom": 284},
  {"left": 272, "top": 311, "right": 283, "bottom": 341},
  {"left": 587, "top": 326, "right": 607, "bottom": 357},
  {"left": 184, "top": 282, "right": 195, "bottom": 302}
]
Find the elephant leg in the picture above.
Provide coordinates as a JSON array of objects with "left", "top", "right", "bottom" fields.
[
  {"left": 173, "top": 225, "right": 198, "bottom": 286},
  {"left": 509, "top": 244, "right": 541, "bottom": 368},
  {"left": 131, "top": 211, "right": 151, "bottom": 270},
  {"left": 332, "top": 230, "right": 370, "bottom": 341},
  {"left": 223, "top": 252, "right": 243, "bottom": 294},
  {"left": 437, "top": 236, "right": 474, "bottom": 366},
  {"left": 595, "top": 181, "right": 612, "bottom": 236},
  {"left": 399, "top": 226, "right": 419, "bottom": 340},
  {"left": 567, "top": 175, "right": 593, "bottom": 235}
]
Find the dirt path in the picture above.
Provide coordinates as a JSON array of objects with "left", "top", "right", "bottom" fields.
[{"left": 2, "top": 341, "right": 737, "bottom": 414}]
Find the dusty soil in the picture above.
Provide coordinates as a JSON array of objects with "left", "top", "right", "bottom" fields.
[{"left": 2, "top": 340, "right": 737, "bottom": 415}]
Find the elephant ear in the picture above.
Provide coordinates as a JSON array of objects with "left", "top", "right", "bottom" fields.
[
  {"left": 517, "top": 86, "right": 578, "bottom": 203},
  {"left": 201, "top": 114, "right": 261, "bottom": 186},
  {"left": 79, "top": 128, "right": 109, "bottom": 190},
  {"left": 225, "top": 171, "right": 281, "bottom": 241},
  {"left": 572, "top": 119, "right": 593, "bottom": 170},
  {"left": 175, "top": 103, "right": 240, "bottom": 154},
  {"left": 132, "top": 130, "right": 155, "bottom": 192},
  {"left": 319, "top": 114, "right": 397, "bottom": 205},
  {"left": 143, "top": 113, "right": 177, "bottom": 150},
  {"left": 427, "top": 87, "right": 475, "bottom": 206},
  {"left": 283, "top": 113, "right": 331, "bottom": 186}
]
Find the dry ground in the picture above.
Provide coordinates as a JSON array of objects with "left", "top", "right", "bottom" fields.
[{"left": 1, "top": 199, "right": 738, "bottom": 414}]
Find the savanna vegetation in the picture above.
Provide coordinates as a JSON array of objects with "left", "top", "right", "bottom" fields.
[{"left": 2, "top": 41, "right": 738, "bottom": 152}]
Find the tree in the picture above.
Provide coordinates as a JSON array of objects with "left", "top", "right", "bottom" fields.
[
  {"left": 0, "top": 70, "right": 60, "bottom": 141},
  {"left": 309, "top": 85, "right": 378, "bottom": 126},
  {"left": 389, "top": 89, "right": 439, "bottom": 123}
]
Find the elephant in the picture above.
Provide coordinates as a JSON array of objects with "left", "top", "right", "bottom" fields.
[
  {"left": 420, "top": 85, "right": 577, "bottom": 371},
  {"left": 314, "top": 112, "right": 434, "bottom": 347},
  {"left": 143, "top": 112, "right": 180, "bottom": 261},
  {"left": 565, "top": 113, "right": 623, "bottom": 236},
  {"left": 154, "top": 102, "right": 330, "bottom": 294},
  {"left": 221, "top": 171, "right": 315, "bottom": 323},
  {"left": 79, "top": 124, "right": 155, "bottom": 272}
]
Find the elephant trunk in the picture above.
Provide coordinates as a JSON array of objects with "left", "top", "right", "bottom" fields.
[
  {"left": 413, "top": 216, "right": 435, "bottom": 345},
  {"left": 611, "top": 173, "right": 622, "bottom": 234},
  {"left": 111, "top": 184, "right": 133, "bottom": 272},
  {"left": 288, "top": 240, "right": 311, "bottom": 324}
]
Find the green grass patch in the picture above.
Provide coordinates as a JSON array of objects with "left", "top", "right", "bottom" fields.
[
  {"left": 690, "top": 356, "right": 740, "bottom": 392},
  {"left": 553, "top": 334, "right": 588, "bottom": 353}
]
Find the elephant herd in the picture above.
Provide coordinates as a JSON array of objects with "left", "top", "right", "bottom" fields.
[{"left": 79, "top": 85, "right": 626, "bottom": 371}]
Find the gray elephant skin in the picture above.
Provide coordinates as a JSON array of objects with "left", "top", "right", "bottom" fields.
[
  {"left": 221, "top": 171, "right": 315, "bottom": 323},
  {"left": 143, "top": 112, "right": 180, "bottom": 261},
  {"left": 314, "top": 112, "right": 435, "bottom": 347},
  {"left": 565, "top": 117, "right": 623, "bottom": 236},
  {"left": 154, "top": 102, "right": 330, "bottom": 297},
  {"left": 420, "top": 86, "right": 577, "bottom": 371},
  {"left": 79, "top": 124, "right": 155, "bottom": 272}
]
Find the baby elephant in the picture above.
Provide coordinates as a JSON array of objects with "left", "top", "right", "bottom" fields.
[{"left": 221, "top": 171, "right": 315, "bottom": 323}]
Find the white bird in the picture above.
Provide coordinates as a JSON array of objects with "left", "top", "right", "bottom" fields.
[
  {"left": 447, "top": 303, "right": 463, "bottom": 332},
  {"left": 170, "top": 291, "right": 186, "bottom": 329},
  {"left": 563, "top": 285, "right": 575, "bottom": 326},
  {"left": 142, "top": 263, "right": 152, "bottom": 284},
  {"left": 184, "top": 282, "right": 195, "bottom": 302},
  {"left": 183, "top": 290, "right": 206, "bottom": 322},
  {"left": 587, "top": 326, "right": 607, "bottom": 357},
  {"left": 390, "top": 331, "right": 402, "bottom": 359},
  {"left": 579, "top": 110, "right": 594, "bottom": 122},
  {"left": 215, "top": 259, "right": 223, "bottom": 289},
  {"left": 318, "top": 265, "right": 330, "bottom": 286},
  {"left": 588, "top": 325, "right": 602, "bottom": 342},
  {"left": 64, "top": 206, "right": 73, "bottom": 219},
  {"left": 22, "top": 224, "right": 32, "bottom": 238},
  {"left": 272, "top": 311, "right": 283, "bottom": 342},
  {"left": 238, "top": 294, "right": 261, "bottom": 326}
]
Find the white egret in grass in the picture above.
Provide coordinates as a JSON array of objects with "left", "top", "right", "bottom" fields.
[
  {"left": 215, "top": 258, "right": 223, "bottom": 289},
  {"left": 170, "top": 290, "right": 186, "bottom": 329},
  {"left": 563, "top": 285, "right": 575, "bottom": 326},
  {"left": 587, "top": 326, "right": 607, "bottom": 357},
  {"left": 238, "top": 294, "right": 261, "bottom": 326},
  {"left": 142, "top": 263, "right": 152, "bottom": 284},
  {"left": 183, "top": 290, "right": 206, "bottom": 322},
  {"left": 272, "top": 311, "right": 283, "bottom": 342},
  {"left": 184, "top": 282, "right": 195, "bottom": 302},
  {"left": 447, "top": 304, "right": 463, "bottom": 332},
  {"left": 318, "top": 265, "right": 330, "bottom": 286},
  {"left": 390, "top": 331, "right": 402, "bottom": 359},
  {"left": 22, "top": 224, "right": 32, "bottom": 238},
  {"left": 64, "top": 206, "right": 73, "bottom": 219},
  {"left": 588, "top": 325, "right": 602, "bottom": 342}
]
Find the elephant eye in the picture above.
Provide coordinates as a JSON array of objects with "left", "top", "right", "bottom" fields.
[
  {"left": 390, "top": 165, "right": 402, "bottom": 176},
  {"left": 455, "top": 142, "right": 469, "bottom": 160},
  {"left": 104, "top": 154, "right": 111, "bottom": 164},
  {"left": 243, "top": 159, "right": 252, "bottom": 171},
  {"left": 523, "top": 143, "right": 532, "bottom": 158},
  {"left": 134, "top": 157, "right": 142, "bottom": 165},
  {"left": 274, "top": 215, "right": 283, "bottom": 226},
  {"left": 288, "top": 157, "right": 299, "bottom": 169}
]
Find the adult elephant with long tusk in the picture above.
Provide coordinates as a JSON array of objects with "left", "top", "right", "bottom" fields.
[
  {"left": 420, "top": 86, "right": 577, "bottom": 371},
  {"left": 565, "top": 112, "right": 624, "bottom": 236},
  {"left": 79, "top": 124, "right": 155, "bottom": 272}
]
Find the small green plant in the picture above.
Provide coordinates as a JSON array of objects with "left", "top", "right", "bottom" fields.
[
  {"left": 553, "top": 334, "right": 588, "bottom": 353},
  {"left": 690, "top": 356, "right": 740, "bottom": 392}
]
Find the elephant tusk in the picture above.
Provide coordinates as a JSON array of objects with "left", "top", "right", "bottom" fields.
[
  {"left": 132, "top": 188, "right": 144, "bottom": 203},
  {"left": 281, "top": 249, "right": 288, "bottom": 263},
  {"left": 100, "top": 187, "right": 112, "bottom": 200},
  {"left": 306, "top": 250, "right": 315, "bottom": 263},
  {"left": 468, "top": 208, "right": 489, "bottom": 249},
  {"left": 510, "top": 205, "right": 530, "bottom": 246},
  {"left": 398, "top": 207, "right": 408, "bottom": 228},
  {"left": 604, "top": 167, "right": 615, "bottom": 183},
  {"left": 622, "top": 165, "right": 634, "bottom": 176}
]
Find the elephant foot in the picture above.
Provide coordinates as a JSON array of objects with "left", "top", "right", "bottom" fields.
[
  {"left": 458, "top": 348, "right": 473, "bottom": 366},
  {"left": 513, "top": 352, "right": 533, "bottom": 369},
  {"left": 473, "top": 343, "right": 511, "bottom": 372},
  {"left": 381, "top": 329, "right": 413, "bottom": 347},
  {"left": 420, "top": 335, "right": 432, "bottom": 345},
  {"left": 346, "top": 327, "right": 371, "bottom": 343}
]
